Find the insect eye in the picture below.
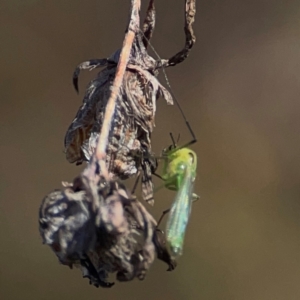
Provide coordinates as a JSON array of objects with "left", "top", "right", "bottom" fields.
[
  {"left": 188, "top": 152, "right": 195, "bottom": 163},
  {"left": 166, "top": 144, "right": 175, "bottom": 152}
]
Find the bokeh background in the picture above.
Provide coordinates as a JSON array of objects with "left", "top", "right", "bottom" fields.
[{"left": 1, "top": 0, "right": 300, "bottom": 299}]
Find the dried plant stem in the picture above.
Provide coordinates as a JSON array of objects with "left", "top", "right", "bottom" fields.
[{"left": 96, "top": 0, "right": 141, "bottom": 177}]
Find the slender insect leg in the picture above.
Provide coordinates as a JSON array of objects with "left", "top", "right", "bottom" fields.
[
  {"left": 153, "top": 172, "right": 164, "bottom": 181},
  {"left": 156, "top": 195, "right": 200, "bottom": 228},
  {"left": 192, "top": 193, "right": 200, "bottom": 201},
  {"left": 131, "top": 170, "right": 141, "bottom": 195},
  {"left": 153, "top": 174, "right": 178, "bottom": 194},
  {"left": 157, "top": 208, "right": 170, "bottom": 227}
]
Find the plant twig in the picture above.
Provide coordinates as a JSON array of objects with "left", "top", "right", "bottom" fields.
[
  {"left": 158, "top": 0, "right": 196, "bottom": 68},
  {"left": 96, "top": 0, "right": 141, "bottom": 178}
]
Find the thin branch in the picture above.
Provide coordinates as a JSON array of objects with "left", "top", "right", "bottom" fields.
[
  {"left": 96, "top": 0, "right": 141, "bottom": 178},
  {"left": 159, "top": 0, "right": 196, "bottom": 68}
]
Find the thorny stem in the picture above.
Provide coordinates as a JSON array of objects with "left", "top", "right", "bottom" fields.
[{"left": 96, "top": 0, "right": 141, "bottom": 179}]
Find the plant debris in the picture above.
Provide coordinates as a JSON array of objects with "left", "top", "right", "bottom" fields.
[
  {"left": 39, "top": 158, "right": 176, "bottom": 287},
  {"left": 39, "top": 0, "right": 195, "bottom": 288}
]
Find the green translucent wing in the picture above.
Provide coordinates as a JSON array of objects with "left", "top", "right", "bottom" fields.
[{"left": 165, "top": 164, "right": 194, "bottom": 259}]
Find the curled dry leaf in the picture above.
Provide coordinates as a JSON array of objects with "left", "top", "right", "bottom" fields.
[{"left": 64, "top": 0, "right": 196, "bottom": 205}]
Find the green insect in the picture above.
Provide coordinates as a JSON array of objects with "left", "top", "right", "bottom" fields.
[
  {"left": 135, "top": 29, "right": 200, "bottom": 260},
  {"left": 154, "top": 132, "right": 199, "bottom": 260}
]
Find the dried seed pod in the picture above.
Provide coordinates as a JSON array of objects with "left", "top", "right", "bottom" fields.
[
  {"left": 39, "top": 168, "right": 174, "bottom": 287},
  {"left": 39, "top": 188, "right": 97, "bottom": 267}
]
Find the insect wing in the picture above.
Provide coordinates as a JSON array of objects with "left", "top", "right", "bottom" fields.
[{"left": 165, "top": 165, "right": 194, "bottom": 259}]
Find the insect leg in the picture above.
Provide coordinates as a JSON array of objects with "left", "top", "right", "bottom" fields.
[
  {"left": 131, "top": 170, "right": 141, "bottom": 195},
  {"left": 152, "top": 173, "right": 178, "bottom": 194},
  {"left": 156, "top": 195, "right": 199, "bottom": 228},
  {"left": 192, "top": 193, "right": 200, "bottom": 201},
  {"left": 157, "top": 208, "right": 171, "bottom": 227},
  {"left": 73, "top": 59, "right": 108, "bottom": 93},
  {"left": 153, "top": 172, "right": 164, "bottom": 181}
]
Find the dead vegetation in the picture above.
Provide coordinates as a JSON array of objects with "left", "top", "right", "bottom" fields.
[{"left": 39, "top": 0, "right": 195, "bottom": 288}]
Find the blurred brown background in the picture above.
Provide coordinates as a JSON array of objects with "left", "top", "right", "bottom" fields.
[{"left": 1, "top": 0, "right": 300, "bottom": 299}]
